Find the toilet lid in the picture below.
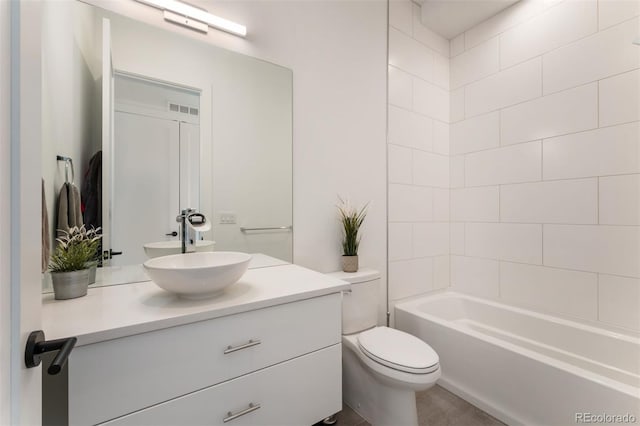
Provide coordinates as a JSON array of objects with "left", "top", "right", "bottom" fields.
[{"left": 357, "top": 327, "right": 439, "bottom": 374}]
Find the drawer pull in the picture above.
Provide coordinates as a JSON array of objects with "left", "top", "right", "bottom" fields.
[
  {"left": 224, "top": 339, "right": 261, "bottom": 354},
  {"left": 223, "top": 403, "right": 261, "bottom": 423}
]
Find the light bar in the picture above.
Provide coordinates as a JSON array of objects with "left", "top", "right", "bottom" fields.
[{"left": 135, "top": 0, "right": 247, "bottom": 37}]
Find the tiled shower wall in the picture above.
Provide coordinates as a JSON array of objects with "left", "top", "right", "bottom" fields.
[
  {"left": 387, "top": 0, "right": 451, "bottom": 316},
  {"left": 449, "top": 0, "right": 640, "bottom": 330}
]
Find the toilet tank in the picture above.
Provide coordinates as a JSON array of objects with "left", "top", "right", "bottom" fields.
[{"left": 327, "top": 269, "right": 381, "bottom": 335}]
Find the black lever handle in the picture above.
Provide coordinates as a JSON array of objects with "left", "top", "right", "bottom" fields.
[
  {"left": 25, "top": 330, "right": 77, "bottom": 375},
  {"left": 165, "top": 231, "right": 178, "bottom": 236}
]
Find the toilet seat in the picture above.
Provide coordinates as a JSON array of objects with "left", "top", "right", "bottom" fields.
[{"left": 357, "top": 327, "right": 439, "bottom": 374}]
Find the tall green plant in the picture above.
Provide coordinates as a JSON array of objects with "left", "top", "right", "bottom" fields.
[
  {"left": 338, "top": 198, "right": 368, "bottom": 256},
  {"left": 49, "top": 226, "right": 102, "bottom": 273}
]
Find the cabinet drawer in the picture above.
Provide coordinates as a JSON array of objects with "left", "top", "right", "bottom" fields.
[
  {"left": 102, "top": 344, "right": 342, "bottom": 426},
  {"left": 69, "top": 293, "right": 342, "bottom": 425}
]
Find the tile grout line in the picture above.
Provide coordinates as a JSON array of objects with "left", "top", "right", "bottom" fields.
[
  {"left": 597, "top": 272, "right": 601, "bottom": 321},
  {"left": 597, "top": 176, "right": 600, "bottom": 224}
]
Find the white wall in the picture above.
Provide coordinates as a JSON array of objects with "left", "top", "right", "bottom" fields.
[
  {"left": 41, "top": 0, "right": 100, "bottom": 249},
  {"left": 449, "top": 0, "right": 640, "bottom": 330},
  {"left": 0, "top": 0, "right": 11, "bottom": 422},
  {"left": 387, "top": 0, "right": 451, "bottom": 320},
  {"left": 87, "top": 0, "right": 389, "bottom": 320}
]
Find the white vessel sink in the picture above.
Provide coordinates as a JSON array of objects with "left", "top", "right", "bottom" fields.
[
  {"left": 143, "top": 240, "right": 215, "bottom": 259},
  {"left": 143, "top": 252, "right": 252, "bottom": 299}
]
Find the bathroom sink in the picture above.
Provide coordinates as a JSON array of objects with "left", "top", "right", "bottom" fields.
[
  {"left": 143, "top": 252, "right": 252, "bottom": 299},
  {"left": 143, "top": 240, "right": 216, "bottom": 259}
]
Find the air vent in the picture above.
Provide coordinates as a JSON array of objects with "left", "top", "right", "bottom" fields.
[{"left": 167, "top": 102, "right": 199, "bottom": 117}]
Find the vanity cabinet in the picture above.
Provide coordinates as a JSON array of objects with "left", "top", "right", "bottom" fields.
[{"left": 49, "top": 292, "right": 342, "bottom": 425}]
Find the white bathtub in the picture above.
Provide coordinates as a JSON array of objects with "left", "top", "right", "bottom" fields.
[{"left": 395, "top": 291, "right": 640, "bottom": 426}]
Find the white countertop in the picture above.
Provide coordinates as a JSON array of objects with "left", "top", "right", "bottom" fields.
[{"left": 42, "top": 262, "right": 349, "bottom": 347}]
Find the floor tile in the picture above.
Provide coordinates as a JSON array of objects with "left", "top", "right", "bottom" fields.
[{"left": 331, "top": 385, "right": 504, "bottom": 426}]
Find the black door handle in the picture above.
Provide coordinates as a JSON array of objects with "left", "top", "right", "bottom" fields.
[
  {"left": 110, "top": 249, "right": 123, "bottom": 256},
  {"left": 25, "top": 330, "right": 77, "bottom": 375},
  {"left": 165, "top": 231, "right": 178, "bottom": 237}
]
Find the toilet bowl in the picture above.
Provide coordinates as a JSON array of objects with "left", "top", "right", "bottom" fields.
[{"left": 327, "top": 269, "right": 440, "bottom": 426}]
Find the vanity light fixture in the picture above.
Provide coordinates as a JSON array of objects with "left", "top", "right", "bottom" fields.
[{"left": 134, "top": 0, "right": 247, "bottom": 37}]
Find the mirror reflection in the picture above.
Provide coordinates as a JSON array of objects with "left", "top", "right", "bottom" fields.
[{"left": 41, "top": 0, "right": 293, "bottom": 290}]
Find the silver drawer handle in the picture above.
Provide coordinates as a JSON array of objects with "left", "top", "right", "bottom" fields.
[
  {"left": 224, "top": 339, "right": 261, "bottom": 354},
  {"left": 223, "top": 403, "right": 261, "bottom": 423}
]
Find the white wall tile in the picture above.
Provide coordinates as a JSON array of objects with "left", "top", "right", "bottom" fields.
[
  {"left": 451, "top": 186, "right": 500, "bottom": 222},
  {"left": 388, "top": 144, "right": 412, "bottom": 184},
  {"left": 389, "top": 0, "right": 413, "bottom": 35},
  {"left": 465, "top": 223, "right": 543, "bottom": 264},
  {"left": 543, "top": 122, "right": 640, "bottom": 180},
  {"left": 451, "top": 255, "right": 500, "bottom": 298},
  {"left": 450, "top": 155, "right": 465, "bottom": 188},
  {"left": 434, "top": 255, "right": 450, "bottom": 289},
  {"left": 412, "top": 3, "right": 450, "bottom": 58},
  {"left": 389, "top": 27, "right": 434, "bottom": 82},
  {"left": 501, "top": 179, "right": 598, "bottom": 224},
  {"left": 451, "top": 37, "right": 499, "bottom": 89},
  {"left": 450, "top": 33, "right": 465, "bottom": 57},
  {"left": 433, "top": 121, "right": 450, "bottom": 155},
  {"left": 599, "top": 68, "right": 640, "bottom": 127},
  {"left": 451, "top": 111, "right": 500, "bottom": 154},
  {"left": 388, "top": 66, "right": 412, "bottom": 110},
  {"left": 599, "top": 274, "right": 640, "bottom": 330},
  {"left": 500, "top": 0, "right": 597, "bottom": 69},
  {"left": 501, "top": 83, "right": 598, "bottom": 145},
  {"left": 451, "top": 223, "right": 465, "bottom": 255},
  {"left": 389, "top": 222, "right": 413, "bottom": 261},
  {"left": 544, "top": 225, "right": 640, "bottom": 277},
  {"left": 450, "top": 87, "right": 465, "bottom": 123},
  {"left": 433, "top": 188, "right": 450, "bottom": 221},
  {"left": 599, "top": 0, "right": 640, "bottom": 30},
  {"left": 543, "top": 18, "right": 640, "bottom": 94},
  {"left": 413, "top": 222, "right": 450, "bottom": 257},
  {"left": 500, "top": 262, "right": 598, "bottom": 320},
  {"left": 413, "top": 151, "right": 449, "bottom": 187},
  {"left": 388, "top": 105, "right": 433, "bottom": 151},
  {"left": 432, "top": 53, "right": 450, "bottom": 90},
  {"left": 464, "top": 0, "right": 544, "bottom": 49},
  {"left": 389, "top": 257, "right": 433, "bottom": 301},
  {"left": 413, "top": 78, "right": 450, "bottom": 122},
  {"left": 465, "top": 58, "right": 542, "bottom": 117},
  {"left": 599, "top": 174, "right": 640, "bottom": 225},
  {"left": 389, "top": 184, "right": 433, "bottom": 222},
  {"left": 465, "top": 141, "right": 541, "bottom": 186}
]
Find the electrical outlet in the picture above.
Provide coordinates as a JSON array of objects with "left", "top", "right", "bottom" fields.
[{"left": 219, "top": 211, "right": 237, "bottom": 224}]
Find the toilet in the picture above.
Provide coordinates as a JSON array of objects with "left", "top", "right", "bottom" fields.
[{"left": 327, "top": 269, "right": 440, "bottom": 426}]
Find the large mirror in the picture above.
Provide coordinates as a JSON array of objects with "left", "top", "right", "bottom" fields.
[{"left": 41, "top": 0, "right": 293, "bottom": 290}]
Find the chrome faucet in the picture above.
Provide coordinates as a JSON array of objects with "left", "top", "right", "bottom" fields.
[{"left": 176, "top": 208, "right": 210, "bottom": 254}]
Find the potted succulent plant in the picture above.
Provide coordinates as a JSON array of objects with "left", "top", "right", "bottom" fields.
[
  {"left": 49, "top": 226, "right": 102, "bottom": 300},
  {"left": 337, "top": 197, "right": 368, "bottom": 273}
]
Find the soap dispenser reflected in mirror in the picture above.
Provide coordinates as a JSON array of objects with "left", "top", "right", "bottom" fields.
[{"left": 176, "top": 208, "right": 212, "bottom": 254}]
